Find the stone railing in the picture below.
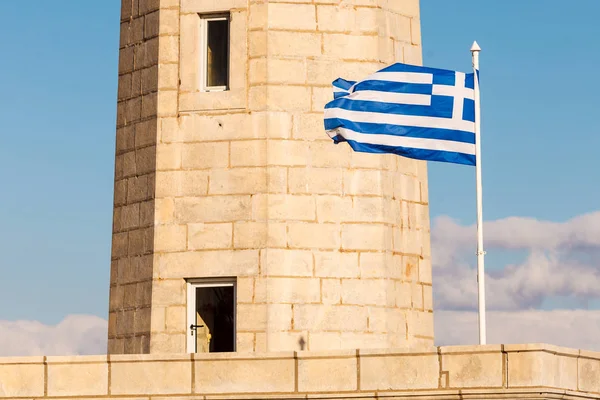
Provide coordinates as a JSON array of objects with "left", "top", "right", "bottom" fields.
[{"left": 1, "top": 344, "right": 600, "bottom": 399}]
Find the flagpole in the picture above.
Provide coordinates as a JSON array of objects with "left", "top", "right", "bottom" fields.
[{"left": 471, "top": 41, "right": 486, "bottom": 345}]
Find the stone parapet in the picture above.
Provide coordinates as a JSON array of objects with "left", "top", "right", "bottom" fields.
[{"left": 1, "top": 344, "right": 600, "bottom": 399}]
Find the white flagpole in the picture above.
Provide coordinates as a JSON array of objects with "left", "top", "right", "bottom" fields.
[{"left": 471, "top": 41, "right": 486, "bottom": 345}]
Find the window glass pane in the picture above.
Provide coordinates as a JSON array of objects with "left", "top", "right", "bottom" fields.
[{"left": 206, "top": 19, "right": 229, "bottom": 88}]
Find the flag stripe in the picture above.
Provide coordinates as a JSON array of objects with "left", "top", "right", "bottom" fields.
[
  {"left": 325, "top": 107, "right": 475, "bottom": 133},
  {"left": 331, "top": 135, "right": 476, "bottom": 166},
  {"left": 333, "top": 78, "right": 355, "bottom": 90},
  {"left": 326, "top": 97, "right": 454, "bottom": 118},
  {"left": 359, "top": 71, "right": 433, "bottom": 85},
  {"left": 344, "top": 90, "right": 432, "bottom": 106},
  {"left": 329, "top": 127, "right": 475, "bottom": 155},
  {"left": 324, "top": 118, "right": 475, "bottom": 144},
  {"left": 353, "top": 81, "right": 432, "bottom": 95}
]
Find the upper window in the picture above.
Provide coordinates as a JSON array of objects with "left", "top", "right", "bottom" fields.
[{"left": 199, "top": 13, "right": 230, "bottom": 92}]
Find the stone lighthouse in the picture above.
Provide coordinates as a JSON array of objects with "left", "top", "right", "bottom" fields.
[{"left": 108, "top": 0, "right": 432, "bottom": 354}]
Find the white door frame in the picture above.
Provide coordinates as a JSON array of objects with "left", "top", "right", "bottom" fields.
[{"left": 186, "top": 278, "right": 237, "bottom": 354}]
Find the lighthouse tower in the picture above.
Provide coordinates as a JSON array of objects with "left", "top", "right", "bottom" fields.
[{"left": 108, "top": 0, "right": 432, "bottom": 354}]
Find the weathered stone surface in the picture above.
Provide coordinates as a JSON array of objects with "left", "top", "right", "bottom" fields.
[
  {"left": 110, "top": 357, "right": 192, "bottom": 395},
  {"left": 194, "top": 355, "right": 295, "bottom": 394},
  {"left": 440, "top": 345, "right": 503, "bottom": 388},
  {"left": 580, "top": 350, "right": 600, "bottom": 392},
  {"left": 298, "top": 351, "right": 357, "bottom": 392},
  {"left": 0, "top": 358, "right": 44, "bottom": 397},
  {"left": 46, "top": 357, "right": 108, "bottom": 396},
  {"left": 360, "top": 350, "right": 439, "bottom": 390},
  {"left": 506, "top": 344, "right": 578, "bottom": 390}
]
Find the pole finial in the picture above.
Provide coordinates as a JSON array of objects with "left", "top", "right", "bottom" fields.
[{"left": 471, "top": 41, "right": 482, "bottom": 53}]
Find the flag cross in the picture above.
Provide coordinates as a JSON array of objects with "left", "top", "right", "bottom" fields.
[{"left": 432, "top": 72, "right": 474, "bottom": 120}]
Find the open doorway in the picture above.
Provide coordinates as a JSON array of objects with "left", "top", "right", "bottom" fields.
[{"left": 186, "top": 279, "right": 236, "bottom": 353}]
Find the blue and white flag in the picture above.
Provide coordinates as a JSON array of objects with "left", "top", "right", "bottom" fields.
[{"left": 324, "top": 62, "right": 478, "bottom": 166}]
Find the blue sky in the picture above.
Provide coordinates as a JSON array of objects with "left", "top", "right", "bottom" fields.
[
  {"left": 0, "top": 0, "right": 599, "bottom": 334},
  {"left": 0, "top": 2, "right": 119, "bottom": 323},
  {"left": 423, "top": 1, "right": 600, "bottom": 224}
]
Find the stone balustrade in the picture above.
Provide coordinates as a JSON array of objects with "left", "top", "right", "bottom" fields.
[{"left": 1, "top": 344, "right": 600, "bottom": 399}]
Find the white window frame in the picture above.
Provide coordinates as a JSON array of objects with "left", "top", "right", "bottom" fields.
[
  {"left": 186, "top": 277, "right": 237, "bottom": 354},
  {"left": 198, "top": 13, "right": 230, "bottom": 92}
]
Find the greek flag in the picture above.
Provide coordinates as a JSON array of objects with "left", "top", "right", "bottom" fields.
[{"left": 324, "top": 62, "right": 478, "bottom": 166}]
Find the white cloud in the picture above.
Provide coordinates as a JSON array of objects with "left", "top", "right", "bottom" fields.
[
  {"left": 433, "top": 211, "right": 600, "bottom": 252},
  {"left": 435, "top": 309, "right": 600, "bottom": 351},
  {"left": 0, "top": 314, "right": 107, "bottom": 357},
  {"left": 431, "top": 211, "right": 600, "bottom": 311}
]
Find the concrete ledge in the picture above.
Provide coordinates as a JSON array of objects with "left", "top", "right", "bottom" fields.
[{"left": 0, "top": 344, "right": 600, "bottom": 399}]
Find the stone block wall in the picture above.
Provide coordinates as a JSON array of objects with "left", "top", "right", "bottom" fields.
[
  {"left": 1, "top": 344, "right": 600, "bottom": 399},
  {"left": 109, "top": 0, "right": 167, "bottom": 354},
  {"left": 109, "top": 0, "right": 433, "bottom": 354}
]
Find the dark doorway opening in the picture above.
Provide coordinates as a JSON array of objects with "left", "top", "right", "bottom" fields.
[{"left": 193, "top": 285, "right": 235, "bottom": 353}]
